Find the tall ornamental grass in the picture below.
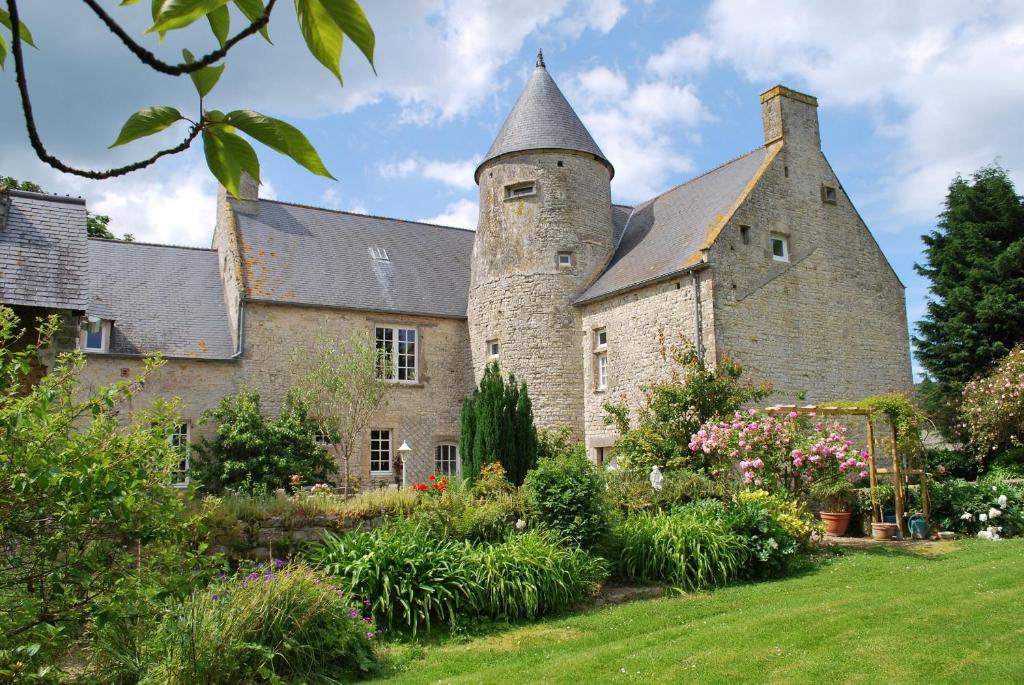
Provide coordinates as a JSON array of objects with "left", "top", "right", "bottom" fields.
[
  {"left": 140, "top": 563, "right": 378, "bottom": 684},
  {"left": 615, "top": 509, "right": 746, "bottom": 590}
]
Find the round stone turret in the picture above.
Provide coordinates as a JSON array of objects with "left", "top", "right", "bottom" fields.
[{"left": 468, "top": 53, "right": 616, "bottom": 435}]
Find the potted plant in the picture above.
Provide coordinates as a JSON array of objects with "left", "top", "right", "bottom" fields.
[{"left": 810, "top": 476, "right": 855, "bottom": 536}]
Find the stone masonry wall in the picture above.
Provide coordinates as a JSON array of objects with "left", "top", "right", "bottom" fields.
[
  {"left": 578, "top": 269, "right": 716, "bottom": 457},
  {"left": 709, "top": 90, "right": 913, "bottom": 407},
  {"left": 469, "top": 151, "right": 615, "bottom": 436},
  {"left": 237, "top": 302, "right": 474, "bottom": 487}
]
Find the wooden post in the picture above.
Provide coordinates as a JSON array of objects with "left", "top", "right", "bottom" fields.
[
  {"left": 920, "top": 468, "right": 931, "bottom": 523},
  {"left": 867, "top": 418, "right": 880, "bottom": 524},
  {"left": 890, "top": 423, "right": 905, "bottom": 536}
]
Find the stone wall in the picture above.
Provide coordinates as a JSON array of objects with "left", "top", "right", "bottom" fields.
[
  {"left": 469, "top": 151, "right": 615, "bottom": 435},
  {"left": 578, "top": 270, "right": 716, "bottom": 458},
  {"left": 237, "top": 302, "right": 474, "bottom": 486},
  {"left": 708, "top": 88, "right": 913, "bottom": 406},
  {"left": 210, "top": 512, "right": 386, "bottom": 562}
]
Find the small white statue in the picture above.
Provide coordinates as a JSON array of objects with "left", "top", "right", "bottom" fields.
[{"left": 649, "top": 464, "right": 664, "bottom": 491}]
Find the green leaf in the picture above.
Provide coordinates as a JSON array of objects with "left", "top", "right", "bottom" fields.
[
  {"left": 202, "top": 127, "right": 260, "bottom": 197},
  {"left": 0, "top": 33, "right": 6, "bottom": 70},
  {"left": 320, "top": 0, "right": 374, "bottom": 71},
  {"left": 182, "top": 48, "right": 225, "bottom": 98},
  {"left": 233, "top": 0, "right": 271, "bottom": 42},
  {"left": 109, "top": 106, "right": 183, "bottom": 148},
  {"left": 224, "top": 110, "right": 334, "bottom": 179},
  {"left": 294, "top": 0, "right": 344, "bottom": 85},
  {"left": 0, "top": 8, "right": 36, "bottom": 48},
  {"left": 148, "top": 0, "right": 229, "bottom": 34},
  {"left": 207, "top": 4, "right": 230, "bottom": 47}
]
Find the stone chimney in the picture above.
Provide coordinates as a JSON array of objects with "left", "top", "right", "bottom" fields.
[{"left": 760, "top": 85, "right": 819, "bottom": 150}]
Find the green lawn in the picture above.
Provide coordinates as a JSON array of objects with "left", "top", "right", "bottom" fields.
[{"left": 372, "top": 540, "right": 1024, "bottom": 684}]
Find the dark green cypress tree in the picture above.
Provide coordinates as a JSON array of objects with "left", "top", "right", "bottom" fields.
[
  {"left": 913, "top": 165, "right": 1024, "bottom": 438},
  {"left": 459, "top": 363, "right": 538, "bottom": 485}
]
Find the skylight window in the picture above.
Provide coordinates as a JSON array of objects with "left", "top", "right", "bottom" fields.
[{"left": 369, "top": 246, "right": 390, "bottom": 261}]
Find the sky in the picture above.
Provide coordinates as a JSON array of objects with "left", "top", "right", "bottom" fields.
[{"left": 2, "top": 1, "right": 1023, "bottom": 378}]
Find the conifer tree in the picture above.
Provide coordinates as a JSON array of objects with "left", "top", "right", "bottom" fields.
[{"left": 459, "top": 363, "right": 538, "bottom": 485}]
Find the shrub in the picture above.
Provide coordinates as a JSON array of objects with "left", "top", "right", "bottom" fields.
[
  {"left": 194, "top": 390, "right": 335, "bottom": 494},
  {"left": 614, "top": 509, "right": 745, "bottom": 590},
  {"left": 466, "top": 530, "right": 607, "bottom": 621},
  {"left": 413, "top": 478, "right": 524, "bottom": 543},
  {"left": 929, "top": 478, "right": 1023, "bottom": 537},
  {"left": 524, "top": 446, "right": 608, "bottom": 549},
  {"left": 605, "top": 468, "right": 726, "bottom": 513},
  {"left": 962, "top": 344, "right": 1024, "bottom": 460},
  {"left": 140, "top": 563, "right": 378, "bottom": 684},
  {"left": 724, "top": 491, "right": 813, "bottom": 579},
  {"left": 924, "top": 447, "right": 980, "bottom": 480},
  {"left": 308, "top": 523, "right": 475, "bottom": 634},
  {"left": 603, "top": 341, "right": 770, "bottom": 474},
  {"left": 471, "top": 461, "right": 515, "bottom": 499}
]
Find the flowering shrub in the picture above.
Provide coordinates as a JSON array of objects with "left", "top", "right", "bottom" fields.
[
  {"left": 961, "top": 345, "right": 1024, "bottom": 458},
  {"left": 689, "top": 410, "right": 868, "bottom": 495},
  {"left": 140, "top": 562, "right": 378, "bottom": 684},
  {"left": 471, "top": 461, "right": 514, "bottom": 499},
  {"left": 929, "top": 479, "right": 1023, "bottom": 538},
  {"left": 411, "top": 474, "right": 448, "bottom": 496},
  {"left": 724, "top": 491, "right": 817, "bottom": 579}
]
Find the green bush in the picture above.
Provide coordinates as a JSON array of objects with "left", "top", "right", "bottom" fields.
[
  {"left": 139, "top": 563, "right": 377, "bottom": 684},
  {"left": 413, "top": 479, "right": 524, "bottom": 543},
  {"left": 524, "top": 446, "right": 609, "bottom": 549},
  {"left": 308, "top": 522, "right": 475, "bottom": 634},
  {"left": 466, "top": 530, "right": 607, "bottom": 621},
  {"left": 929, "top": 478, "right": 1023, "bottom": 536},
  {"left": 722, "top": 492, "right": 808, "bottom": 579},
  {"left": 194, "top": 390, "right": 336, "bottom": 494},
  {"left": 606, "top": 468, "right": 727, "bottom": 513},
  {"left": 924, "top": 447, "right": 980, "bottom": 480},
  {"left": 613, "top": 509, "right": 745, "bottom": 590}
]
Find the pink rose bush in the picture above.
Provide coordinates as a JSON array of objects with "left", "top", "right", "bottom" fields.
[{"left": 690, "top": 409, "right": 869, "bottom": 495}]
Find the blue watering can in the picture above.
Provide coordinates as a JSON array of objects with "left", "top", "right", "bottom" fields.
[{"left": 909, "top": 513, "right": 930, "bottom": 540}]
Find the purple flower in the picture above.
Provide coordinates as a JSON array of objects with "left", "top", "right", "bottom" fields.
[
  {"left": 363, "top": 617, "right": 372, "bottom": 623},
  {"left": 367, "top": 632, "right": 375, "bottom": 639},
  {"left": 211, "top": 594, "right": 220, "bottom": 601},
  {"left": 350, "top": 610, "right": 360, "bottom": 618},
  {"left": 273, "top": 559, "right": 285, "bottom": 570}
]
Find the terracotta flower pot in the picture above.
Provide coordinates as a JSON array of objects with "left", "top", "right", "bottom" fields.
[
  {"left": 872, "top": 522, "right": 899, "bottom": 540},
  {"left": 820, "top": 511, "right": 851, "bottom": 537}
]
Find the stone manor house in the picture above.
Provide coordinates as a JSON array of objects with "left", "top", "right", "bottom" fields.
[{"left": 1, "top": 54, "right": 912, "bottom": 485}]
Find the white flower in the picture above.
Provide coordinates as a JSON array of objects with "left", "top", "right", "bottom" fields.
[
  {"left": 992, "top": 485, "right": 998, "bottom": 492},
  {"left": 998, "top": 494, "right": 1008, "bottom": 508},
  {"left": 961, "top": 512, "right": 973, "bottom": 521},
  {"left": 979, "top": 513, "right": 988, "bottom": 522},
  {"left": 515, "top": 518, "right": 526, "bottom": 531},
  {"left": 988, "top": 508, "right": 1002, "bottom": 519}
]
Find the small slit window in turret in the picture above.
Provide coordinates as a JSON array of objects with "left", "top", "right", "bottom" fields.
[
  {"left": 821, "top": 184, "right": 838, "bottom": 204},
  {"left": 557, "top": 251, "right": 573, "bottom": 268},
  {"left": 505, "top": 182, "right": 536, "bottom": 199}
]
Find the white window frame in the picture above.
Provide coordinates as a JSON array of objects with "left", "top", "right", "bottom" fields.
[
  {"left": 169, "top": 422, "right": 191, "bottom": 487},
  {"left": 370, "top": 429, "right": 392, "bottom": 476},
  {"left": 80, "top": 316, "right": 111, "bottom": 352},
  {"left": 593, "top": 328, "right": 608, "bottom": 391},
  {"left": 557, "top": 252, "right": 573, "bottom": 268},
  {"left": 434, "top": 443, "right": 460, "bottom": 476},
  {"left": 505, "top": 181, "right": 536, "bottom": 199},
  {"left": 314, "top": 431, "right": 332, "bottom": 447},
  {"left": 369, "top": 246, "right": 390, "bottom": 261},
  {"left": 487, "top": 339, "right": 499, "bottom": 359},
  {"left": 770, "top": 234, "right": 789, "bottom": 262},
  {"left": 375, "top": 325, "right": 418, "bottom": 383}
]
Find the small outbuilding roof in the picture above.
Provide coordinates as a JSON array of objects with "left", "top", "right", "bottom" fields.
[
  {"left": 231, "top": 199, "right": 475, "bottom": 318},
  {"left": 0, "top": 190, "right": 89, "bottom": 311},
  {"left": 476, "top": 51, "right": 613, "bottom": 182},
  {"left": 87, "top": 239, "right": 235, "bottom": 359}
]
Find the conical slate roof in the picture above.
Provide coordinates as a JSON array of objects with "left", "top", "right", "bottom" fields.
[{"left": 475, "top": 51, "right": 613, "bottom": 182}]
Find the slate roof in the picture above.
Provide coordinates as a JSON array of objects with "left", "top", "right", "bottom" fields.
[
  {"left": 231, "top": 199, "right": 475, "bottom": 318},
  {"left": 476, "top": 54, "right": 613, "bottom": 182},
  {"left": 579, "top": 147, "right": 771, "bottom": 304},
  {"left": 0, "top": 190, "right": 88, "bottom": 311},
  {"left": 87, "top": 239, "right": 235, "bottom": 359}
]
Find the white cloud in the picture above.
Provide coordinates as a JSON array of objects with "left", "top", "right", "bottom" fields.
[
  {"left": 423, "top": 198, "right": 478, "bottom": 228},
  {"left": 378, "top": 156, "right": 479, "bottom": 190},
  {"left": 569, "top": 67, "right": 710, "bottom": 202},
  {"left": 649, "top": 0, "right": 1024, "bottom": 226}
]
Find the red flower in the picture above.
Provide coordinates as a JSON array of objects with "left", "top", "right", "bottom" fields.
[{"left": 428, "top": 474, "right": 436, "bottom": 481}]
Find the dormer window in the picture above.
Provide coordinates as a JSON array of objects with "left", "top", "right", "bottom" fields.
[
  {"left": 505, "top": 182, "right": 536, "bottom": 199},
  {"left": 821, "top": 185, "right": 837, "bottom": 205},
  {"left": 80, "top": 316, "right": 111, "bottom": 352},
  {"left": 369, "top": 246, "right": 390, "bottom": 261}
]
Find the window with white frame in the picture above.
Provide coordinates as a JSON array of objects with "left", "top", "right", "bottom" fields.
[
  {"left": 375, "top": 326, "right": 417, "bottom": 382},
  {"left": 81, "top": 316, "right": 110, "bottom": 352},
  {"left": 487, "top": 339, "right": 499, "bottom": 359},
  {"left": 370, "top": 429, "right": 392, "bottom": 475},
  {"left": 169, "top": 422, "right": 190, "bottom": 486},
  {"left": 505, "top": 181, "right": 536, "bottom": 199},
  {"left": 434, "top": 444, "right": 459, "bottom": 476},
  {"left": 314, "top": 431, "right": 332, "bottom": 447},
  {"left": 556, "top": 252, "right": 573, "bottom": 268},
  {"left": 593, "top": 328, "right": 608, "bottom": 391},
  {"left": 770, "top": 234, "right": 789, "bottom": 262}
]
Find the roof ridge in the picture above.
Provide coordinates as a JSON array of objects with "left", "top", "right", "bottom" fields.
[
  {"left": 250, "top": 198, "right": 477, "bottom": 234},
  {"left": 88, "top": 237, "right": 215, "bottom": 252},
  {"left": 630, "top": 145, "right": 767, "bottom": 212},
  {"left": 5, "top": 189, "right": 86, "bottom": 205}
]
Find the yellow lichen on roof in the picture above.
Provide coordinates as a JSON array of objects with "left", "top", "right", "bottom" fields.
[{"left": 698, "top": 143, "right": 783, "bottom": 253}]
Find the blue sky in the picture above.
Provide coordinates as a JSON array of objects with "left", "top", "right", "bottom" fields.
[{"left": 2, "top": 1, "right": 1023, "bottom": 378}]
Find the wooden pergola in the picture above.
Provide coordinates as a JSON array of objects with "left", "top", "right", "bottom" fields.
[{"left": 764, "top": 404, "right": 930, "bottom": 536}]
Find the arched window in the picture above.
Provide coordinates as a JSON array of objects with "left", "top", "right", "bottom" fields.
[{"left": 434, "top": 444, "right": 459, "bottom": 476}]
